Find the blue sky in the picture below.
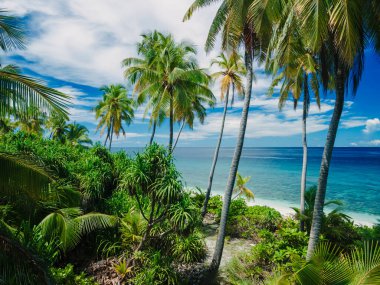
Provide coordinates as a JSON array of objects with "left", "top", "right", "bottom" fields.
[{"left": 3, "top": 0, "right": 380, "bottom": 147}]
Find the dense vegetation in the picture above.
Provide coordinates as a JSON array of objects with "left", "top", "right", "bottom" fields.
[{"left": 0, "top": 1, "right": 380, "bottom": 284}]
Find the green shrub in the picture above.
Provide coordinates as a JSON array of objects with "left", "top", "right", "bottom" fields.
[
  {"left": 207, "top": 195, "right": 223, "bottom": 217},
  {"left": 132, "top": 251, "right": 178, "bottom": 285},
  {"left": 225, "top": 218, "right": 308, "bottom": 283},
  {"left": 226, "top": 205, "right": 282, "bottom": 239},
  {"left": 171, "top": 230, "right": 206, "bottom": 264},
  {"left": 106, "top": 190, "right": 136, "bottom": 216},
  {"left": 51, "top": 264, "right": 98, "bottom": 285}
]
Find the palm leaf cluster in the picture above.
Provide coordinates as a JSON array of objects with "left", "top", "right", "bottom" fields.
[
  {"left": 94, "top": 84, "right": 135, "bottom": 149},
  {"left": 0, "top": 10, "right": 69, "bottom": 119},
  {"left": 270, "top": 242, "right": 380, "bottom": 285},
  {"left": 123, "top": 31, "right": 214, "bottom": 151}
]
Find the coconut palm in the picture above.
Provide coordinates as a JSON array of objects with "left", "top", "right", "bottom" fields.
[
  {"left": 123, "top": 31, "right": 165, "bottom": 145},
  {"left": 184, "top": 0, "right": 283, "bottom": 271},
  {"left": 64, "top": 122, "right": 92, "bottom": 147},
  {"left": 266, "top": 7, "right": 320, "bottom": 232},
  {"left": 94, "top": 84, "right": 135, "bottom": 150},
  {"left": 45, "top": 112, "right": 68, "bottom": 142},
  {"left": 292, "top": 0, "right": 375, "bottom": 259},
  {"left": 14, "top": 107, "right": 47, "bottom": 136},
  {"left": 233, "top": 172, "right": 254, "bottom": 201},
  {"left": 0, "top": 11, "right": 69, "bottom": 119},
  {"left": 123, "top": 31, "right": 213, "bottom": 152},
  {"left": 201, "top": 51, "right": 245, "bottom": 217}
]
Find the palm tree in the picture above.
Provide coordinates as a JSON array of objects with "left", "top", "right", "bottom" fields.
[
  {"left": 0, "top": 11, "right": 69, "bottom": 119},
  {"left": 266, "top": 8, "right": 320, "bottom": 232},
  {"left": 94, "top": 84, "right": 135, "bottom": 150},
  {"left": 45, "top": 111, "right": 68, "bottom": 142},
  {"left": 293, "top": 0, "right": 375, "bottom": 259},
  {"left": 64, "top": 122, "right": 92, "bottom": 147},
  {"left": 14, "top": 107, "right": 47, "bottom": 136},
  {"left": 184, "top": 0, "right": 282, "bottom": 271},
  {"left": 201, "top": 52, "right": 245, "bottom": 217},
  {"left": 124, "top": 31, "right": 213, "bottom": 153},
  {"left": 233, "top": 172, "right": 254, "bottom": 200},
  {"left": 123, "top": 31, "right": 165, "bottom": 145}
]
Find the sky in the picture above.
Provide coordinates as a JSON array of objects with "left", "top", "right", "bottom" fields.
[{"left": 2, "top": 0, "right": 380, "bottom": 147}]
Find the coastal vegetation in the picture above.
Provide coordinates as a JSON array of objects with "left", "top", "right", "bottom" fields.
[{"left": 0, "top": 1, "right": 380, "bottom": 285}]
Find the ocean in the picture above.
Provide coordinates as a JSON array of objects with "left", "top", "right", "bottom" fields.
[{"left": 121, "top": 147, "right": 380, "bottom": 224}]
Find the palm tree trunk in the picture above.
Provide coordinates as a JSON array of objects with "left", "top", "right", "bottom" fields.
[
  {"left": 230, "top": 83, "right": 235, "bottom": 107},
  {"left": 300, "top": 77, "right": 309, "bottom": 232},
  {"left": 109, "top": 122, "right": 114, "bottom": 151},
  {"left": 306, "top": 67, "right": 345, "bottom": 260},
  {"left": 104, "top": 126, "right": 111, "bottom": 147},
  {"left": 149, "top": 120, "right": 157, "bottom": 145},
  {"left": 168, "top": 95, "right": 174, "bottom": 152},
  {"left": 172, "top": 120, "right": 185, "bottom": 151},
  {"left": 211, "top": 51, "right": 253, "bottom": 271},
  {"left": 201, "top": 87, "right": 230, "bottom": 217}
]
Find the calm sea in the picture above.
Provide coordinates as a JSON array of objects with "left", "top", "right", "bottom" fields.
[{"left": 119, "top": 147, "right": 380, "bottom": 222}]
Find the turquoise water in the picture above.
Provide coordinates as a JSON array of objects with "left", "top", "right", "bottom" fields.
[{"left": 122, "top": 147, "right": 380, "bottom": 220}]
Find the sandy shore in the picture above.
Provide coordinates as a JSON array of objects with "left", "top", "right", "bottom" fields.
[{"left": 251, "top": 197, "right": 379, "bottom": 227}]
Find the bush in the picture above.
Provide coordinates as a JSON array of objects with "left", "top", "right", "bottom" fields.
[
  {"left": 226, "top": 205, "right": 282, "bottom": 240},
  {"left": 225, "top": 218, "right": 308, "bottom": 284},
  {"left": 51, "top": 264, "right": 98, "bottom": 285},
  {"left": 132, "top": 251, "right": 178, "bottom": 285},
  {"left": 207, "top": 195, "right": 223, "bottom": 217},
  {"left": 171, "top": 230, "right": 206, "bottom": 264}
]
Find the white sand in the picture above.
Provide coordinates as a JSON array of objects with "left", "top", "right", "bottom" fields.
[{"left": 249, "top": 197, "right": 379, "bottom": 227}]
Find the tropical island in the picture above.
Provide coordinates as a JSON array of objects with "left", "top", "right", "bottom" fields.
[{"left": 0, "top": 1, "right": 380, "bottom": 284}]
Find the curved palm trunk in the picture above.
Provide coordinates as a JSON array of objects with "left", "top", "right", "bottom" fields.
[
  {"left": 300, "top": 78, "right": 309, "bottom": 232},
  {"left": 201, "top": 87, "right": 230, "bottom": 217},
  {"left": 108, "top": 122, "right": 114, "bottom": 151},
  {"left": 149, "top": 120, "right": 157, "bottom": 145},
  {"left": 306, "top": 67, "right": 345, "bottom": 260},
  {"left": 168, "top": 96, "right": 174, "bottom": 152},
  {"left": 104, "top": 126, "right": 111, "bottom": 147},
  {"left": 172, "top": 120, "right": 185, "bottom": 151},
  {"left": 211, "top": 52, "right": 253, "bottom": 271}
]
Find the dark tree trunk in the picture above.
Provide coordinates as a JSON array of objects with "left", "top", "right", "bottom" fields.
[
  {"left": 168, "top": 95, "right": 174, "bottom": 152},
  {"left": 202, "top": 87, "right": 230, "bottom": 217},
  {"left": 210, "top": 50, "right": 253, "bottom": 272},
  {"left": 149, "top": 120, "right": 157, "bottom": 145},
  {"left": 300, "top": 76, "right": 309, "bottom": 232},
  {"left": 172, "top": 120, "right": 185, "bottom": 152},
  {"left": 306, "top": 66, "right": 345, "bottom": 259}
]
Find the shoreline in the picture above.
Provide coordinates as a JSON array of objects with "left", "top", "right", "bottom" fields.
[{"left": 251, "top": 197, "right": 379, "bottom": 227}]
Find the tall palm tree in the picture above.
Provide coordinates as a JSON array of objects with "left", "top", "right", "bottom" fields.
[
  {"left": 123, "top": 31, "right": 164, "bottom": 145},
  {"left": 294, "top": 0, "right": 375, "bottom": 259},
  {"left": 184, "top": 0, "right": 282, "bottom": 271},
  {"left": 266, "top": 7, "right": 320, "bottom": 232},
  {"left": 0, "top": 10, "right": 69, "bottom": 119},
  {"left": 64, "top": 122, "right": 92, "bottom": 147},
  {"left": 201, "top": 52, "right": 245, "bottom": 217},
  {"left": 94, "top": 84, "right": 135, "bottom": 150},
  {"left": 124, "top": 31, "right": 213, "bottom": 153}
]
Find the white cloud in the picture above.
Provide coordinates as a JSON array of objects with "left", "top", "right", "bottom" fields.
[
  {"left": 4, "top": 0, "right": 219, "bottom": 86},
  {"left": 350, "top": 139, "right": 380, "bottom": 147},
  {"left": 363, "top": 118, "right": 380, "bottom": 134}
]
